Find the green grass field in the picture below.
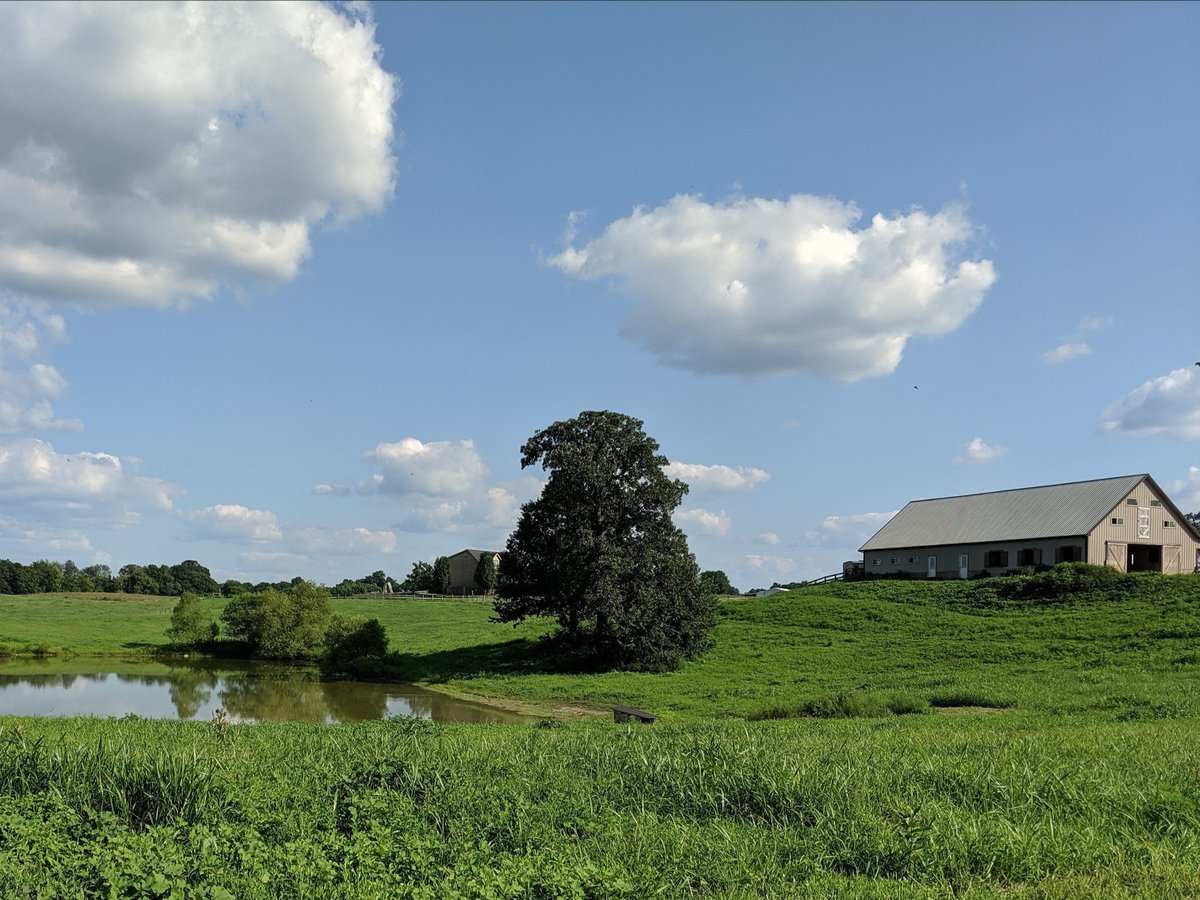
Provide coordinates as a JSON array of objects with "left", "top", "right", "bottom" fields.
[{"left": 2, "top": 573, "right": 1199, "bottom": 896}]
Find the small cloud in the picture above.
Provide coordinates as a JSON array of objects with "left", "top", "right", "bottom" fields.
[
  {"left": 294, "top": 526, "right": 397, "bottom": 556},
  {"left": 745, "top": 554, "right": 796, "bottom": 575},
  {"left": 312, "top": 483, "right": 350, "bottom": 496},
  {"left": 360, "top": 438, "right": 487, "bottom": 497},
  {"left": 0, "top": 301, "right": 80, "bottom": 433},
  {"left": 804, "top": 511, "right": 896, "bottom": 546},
  {"left": 664, "top": 461, "right": 770, "bottom": 493},
  {"left": 1171, "top": 466, "right": 1200, "bottom": 510},
  {"left": 1041, "top": 342, "right": 1091, "bottom": 365},
  {"left": 1079, "top": 315, "right": 1114, "bottom": 332},
  {"left": 183, "top": 504, "right": 282, "bottom": 542},
  {"left": 1100, "top": 367, "right": 1200, "bottom": 440},
  {"left": 674, "top": 507, "right": 731, "bottom": 536},
  {"left": 758, "top": 531, "right": 780, "bottom": 545},
  {"left": 954, "top": 437, "right": 1008, "bottom": 465}
]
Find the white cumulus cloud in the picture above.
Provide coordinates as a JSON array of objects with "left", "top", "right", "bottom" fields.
[
  {"left": 0, "top": 300, "right": 80, "bottom": 433},
  {"left": 674, "top": 507, "right": 731, "bottom": 536},
  {"left": 294, "top": 526, "right": 397, "bottom": 556},
  {"left": 345, "top": 437, "right": 538, "bottom": 537},
  {"left": 1100, "top": 367, "right": 1200, "bottom": 441},
  {"left": 0, "top": 1, "right": 397, "bottom": 309},
  {"left": 954, "top": 437, "right": 1008, "bottom": 464},
  {"left": 1041, "top": 342, "right": 1091, "bottom": 364},
  {"left": 664, "top": 460, "right": 770, "bottom": 492},
  {"left": 804, "top": 511, "right": 896, "bottom": 546},
  {"left": 547, "top": 193, "right": 995, "bottom": 380},
  {"left": 1172, "top": 467, "right": 1200, "bottom": 511},
  {"left": 745, "top": 554, "right": 797, "bottom": 575},
  {"left": 312, "top": 483, "right": 350, "bottom": 496},
  {"left": 0, "top": 438, "right": 178, "bottom": 525},
  {"left": 183, "top": 504, "right": 282, "bottom": 542},
  {"left": 360, "top": 438, "right": 488, "bottom": 497}
]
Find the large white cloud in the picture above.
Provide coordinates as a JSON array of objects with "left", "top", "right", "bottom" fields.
[
  {"left": 548, "top": 193, "right": 996, "bottom": 380},
  {"left": 664, "top": 460, "right": 770, "bottom": 493},
  {"left": 1100, "top": 367, "right": 1200, "bottom": 441},
  {"left": 0, "top": 438, "right": 178, "bottom": 525},
  {"left": 0, "top": 1, "right": 397, "bottom": 309}
]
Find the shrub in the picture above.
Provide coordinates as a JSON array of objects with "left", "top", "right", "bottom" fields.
[
  {"left": 165, "top": 592, "right": 218, "bottom": 646},
  {"left": 220, "top": 581, "right": 332, "bottom": 659},
  {"left": 323, "top": 615, "right": 389, "bottom": 672}
]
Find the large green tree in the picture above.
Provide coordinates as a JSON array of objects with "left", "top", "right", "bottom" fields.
[{"left": 494, "top": 410, "right": 715, "bottom": 670}]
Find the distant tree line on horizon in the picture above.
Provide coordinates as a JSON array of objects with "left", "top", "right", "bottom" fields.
[
  {"left": 0, "top": 554, "right": 745, "bottom": 601},
  {"left": 0, "top": 557, "right": 477, "bottom": 599}
]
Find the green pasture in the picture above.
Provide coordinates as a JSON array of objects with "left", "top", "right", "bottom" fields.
[
  {"left": 3, "top": 575, "right": 1197, "bottom": 721},
  {"left": 2, "top": 574, "right": 1199, "bottom": 895}
]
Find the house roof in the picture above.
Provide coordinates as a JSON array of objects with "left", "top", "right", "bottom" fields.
[
  {"left": 860, "top": 474, "right": 1156, "bottom": 552},
  {"left": 451, "top": 548, "right": 502, "bottom": 561}
]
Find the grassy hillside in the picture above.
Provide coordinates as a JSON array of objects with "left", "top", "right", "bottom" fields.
[{"left": 3, "top": 572, "right": 1199, "bottom": 721}]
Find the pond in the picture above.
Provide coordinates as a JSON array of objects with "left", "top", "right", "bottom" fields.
[{"left": 0, "top": 658, "right": 532, "bottom": 724}]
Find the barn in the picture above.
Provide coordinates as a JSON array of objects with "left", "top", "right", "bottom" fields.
[
  {"left": 445, "top": 548, "right": 502, "bottom": 594},
  {"left": 859, "top": 474, "right": 1200, "bottom": 579}
]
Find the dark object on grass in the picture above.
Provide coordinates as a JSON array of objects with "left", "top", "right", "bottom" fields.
[{"left": 613, "top": 705, "right": 656, "bottom": 724}]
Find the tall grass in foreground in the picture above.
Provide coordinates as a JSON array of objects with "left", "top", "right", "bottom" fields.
[{"left": 1, "top": 714, "right": 1197, "bottom": 898}]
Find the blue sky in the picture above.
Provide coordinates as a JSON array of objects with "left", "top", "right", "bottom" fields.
[{"left": 0, "top": 1, "right": 1197, "bottom": 590}]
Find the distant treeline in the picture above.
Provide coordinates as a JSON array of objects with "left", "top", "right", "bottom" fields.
[{"left": 0, "top": 558, "right": 406, "bottom": 598}]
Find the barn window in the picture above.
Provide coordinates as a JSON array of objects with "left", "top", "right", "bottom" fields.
[
  {"left": 1111, "top": 516, "right": 1124, "bottom": 525},
  {"left": 984, "top": 550, "right": 1009, "bottom": 568},
  {"left": 1165, "top": 520, "right": 1176, "bottom": 528},
  {"left": 872, "top": 559, "right": 882, "bottom": 566},
  {"left": 1127, "top": 498, "right": 1139, "bottom": 506},
  {"left": 889, "top": 557, "right": 899, "bottom": 564},
  {"left": 1017, "top": 548, "right": 1042, "bottom": 567},
  {"left": 1055, "top": 545, "right": 1081, "bottom": 563},
  {"left": 907, "top": 556, "right": 919, "bottom": 564}
]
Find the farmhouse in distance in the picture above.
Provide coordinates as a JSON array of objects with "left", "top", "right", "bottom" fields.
[
  {"left": 445, "top": 548, "right": 502, "bottom": 595},
  {"left": 860, "top": 474, "right": 1200, "bottom": 579}
]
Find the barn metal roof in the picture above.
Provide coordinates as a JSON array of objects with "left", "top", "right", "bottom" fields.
[{"left": 859, "top": 474, "right": 1149, "bottom": 551}]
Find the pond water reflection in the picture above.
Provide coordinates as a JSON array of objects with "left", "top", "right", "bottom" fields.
[{"left": 0, "top": 658, "right": 530, "bottom": 724}]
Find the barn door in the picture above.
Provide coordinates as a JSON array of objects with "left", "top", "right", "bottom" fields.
[
  {"left": 1105, "top": 541, "right": 1127, "bottom": 572},
  {"left": 1164, "top": 545, "right": 1181, "bottom": 574},
  {"left": 927, "top": 556, "right": 937, "bottom": 579}
]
